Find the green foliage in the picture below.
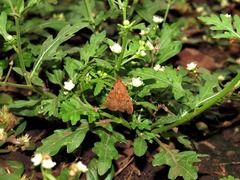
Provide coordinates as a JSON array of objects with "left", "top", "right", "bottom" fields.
[
  {"left": 198, "top": 14, "right": 240, "bottom": 39},
  {"left": 219, "top": 176, "right": 240, "bottom": 180},
  {"left": 0, "top": 0, "right": 239, "bottom": 179},
  {"left": 0, "top": 160, "right": 24, "bottom": 180},
  {"left": 153, "top": 150, "right": 205, "bottom": 180}
]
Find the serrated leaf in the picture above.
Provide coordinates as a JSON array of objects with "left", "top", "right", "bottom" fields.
[
  {"left": 80, "top": 31, "right": 106, "bottom": 62},
  {"left": 133, "top": 137, "right": 148, "bottom": 157},
  {"left": 135, "top": 1, "right": 167, "bottom": 23},
  {"left": 37, "top": 98, "right": 59, "bottom": 117},
  {"left": 92, "top": 129, "right": 126, "bottom": 176},
  {"left": 138, "top": 101, "right": 158, "bottom": 111},
  {"left": 59, "top": 96, "right": 99, "bottom": 125},
  {"left": 34, "top": 23, "right": 88, "bottom": 74},
  {"left": 94, "top": 79, "right": 105, "bottom": 96},
  {"left": 157, "top": 24, "right": 182, "bottom": 64},
  {"left": 64, "top": 57, "right": 85, "bottom": 79},
  {"left": 37, "top": 123, "right": 89, "bottom": 155},
  {"left": 153, "top": 150, "right": 202, "bottom": 180},
  {"left": 46, "top": 70, "right": 64, "bottom": 85},
  {"left": 95, "top": 58, "right": 113, "bottom": 69},
  {"left": 198, "top": 14, "right": 240, "bottom": 39},
  {"left": 129, "top": 66, "right": 185, "bottom": 99}
]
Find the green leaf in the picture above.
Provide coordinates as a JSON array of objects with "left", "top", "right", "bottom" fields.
[
  {"left": 46, "top": 70, "right": 65, "bottom": 85},
  {"left": 137, "top": 101, "right": 158, "bottom": 111},
  {"left": 92, "top": 129, "right": 126, "bottom": 176},
  {"left": 0, "top": 161, "right": 24, "bottom": 177},
  {"left": 129, "top": 66, "right": 185, "bottom": 99},
  {"left": 34, "top": 22, "right": 89, "bottom": 75},
  {"left": 36, "top": 98, "right": 59, "bottom": 117},
  {"left": 80, "top": 31, "right": 106, "bottom": 62},
  {"left": 15, "top": 120, "right": 27, "bottom": 136},
  {"left": 153, "top": 150, "right": 203, "bottom": 180},
  {"left": 95, "top": 58, "right": 113, "bottom": 69},
  {"left": 198, "top": 14, "right": 240, "bottom": 39},
  {"left": 8, "top": 99, "right": 39, "bottom": 108},
  {"left": 37, "top": 122, "right": 89, "bottom": 155},
  {"left": 0, "top": 93, "right": 13, "bottom": 105},
  {"left": 135, "top": 1, "right": 167, "bottom": 23},
  {"left": 59, "top": 96, "right": 99, "bottom": 125},
  {"left": 0, "top": 11, "right": 11, "bottom": 40},
  {"left": 86, "top": 158, "right": 115, "bottom": 180},
  {"left": 94, "top": 79, "right": 105, "bottom": 96},
  {"left": 64, "top": 57, "right": 85, "bottom": 79},
  {"left": 133, "top": 137, "right": 148, "bottom": 157},
  {"left": 157, "top": 23, "right": 182, "bottom": 64}
]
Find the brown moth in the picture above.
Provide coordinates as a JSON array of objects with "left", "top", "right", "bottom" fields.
[{"left": 104, "top": 76, "right": 134, "bottom": 114}]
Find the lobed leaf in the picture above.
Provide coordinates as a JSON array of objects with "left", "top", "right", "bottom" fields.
[
  {"left": 153, "top": 150, "right": 203, "bottom": 180},
  {"left": 36, "top": 122, "right": 89, "bottom": 155},
  {"left": 59, "top": 96, "right": 99, "bottom": 125},
  {"left": 92, "top": 129, "right": 126, "bottom": 176}
]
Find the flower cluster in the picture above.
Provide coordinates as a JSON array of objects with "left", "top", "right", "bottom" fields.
[{"left": 31, "top": 153, "right": 56, "bottom": 169}]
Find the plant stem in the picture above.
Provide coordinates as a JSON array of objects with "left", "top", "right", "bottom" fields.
[
  {"left": 84, "top": 0, "right": 95, "bottom": 26},
  {"left": 14, "top": 0, "right": 30, "bottom": 85},
  {"left": 0, "top": 82, "right": 56, "bottom": 99},
  {"left": 152, "top": 72, "right": 240, "bottom": 134}
]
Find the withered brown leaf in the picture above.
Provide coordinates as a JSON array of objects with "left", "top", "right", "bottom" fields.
[{"left": 104, "top": 76, "right": 134, "bottom": 114}]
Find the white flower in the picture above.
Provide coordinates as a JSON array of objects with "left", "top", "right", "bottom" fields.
[
  {"left": 225, "top": 14, "right": 231, "bottom": 18},
  {"left": 153, "top": 64, "right": 165, "bottom": 71},
  {"left": 139, "top": 50, "right": 146, "bottom": 57},
  {"left": 131, "top": 77, "right": 144, "bottom": 87},
  {"left": 16, "top": 134, "right": 31, "bottom": 144},
  {"left": 64, "top": 80, "right": 75, "bottom": 91},
  {"left": 7, "top": 35, "right": 13, "bottom": 41},
  {"left": 76, "top": 161, "right": 88, "bottom": 173},
  {"left": 31, "top": 153, "right": 43, "bottom": 166},
  {"left": 0, "top": 128, "right": 7, "bottom": 141},
  {"left": 218, "top": 75, "right": 225, "bottom": 81},
  {"left": 110, "top": 43, "right": 122, "bottom": 54},
  {"left": 42, "top": 158, "right": 56, "bottom": 169},
  {"left": 139, "top": 28, "right": 149, "bottom": 36},
  {"left": 186, "top": 62, "right": 198, "bottom": 71},
  {"left": 196, "top": 7, "right": 204, "bottom": 13},
  {"left": 145, "top": 41, "right": 154, "bottom": 50},
  {"left": 153, "top": 15, "right": 164, "bottom": 24},
  {"left": 123, "top": 20, "right": 130, "bottom": 26}
]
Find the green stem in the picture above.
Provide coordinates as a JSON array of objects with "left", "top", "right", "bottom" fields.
[
  {"left": 84, "top": 0, "right": 94, "bottom": 25},
  {"left": 115, "top": 32, "right": 128, "bottom": 73},
  {"left": 14, "top": 0, "right": 30, "bottom": 85},
  {"left": 0, "top": 82, "right": 56, "bottom": 99},
  {"left": 162, "top": 0, "right": 173, "bottom": 26},
  {"left": 100, "top": 111, "right": 131, "bottom": 129},
  {"left": 152, "top": 72, "right": 240, "bottom": 134}
]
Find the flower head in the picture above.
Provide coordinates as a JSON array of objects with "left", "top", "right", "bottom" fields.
[
  {"left": 110, "top": 43, "right": 122, "bottom": 54},
  {"left": 131, "top": 77, "right": 144, "bottom": 87},
  {"left": 69, "top": 161, "right": 88, "bottom": 176},
  {"left": 153, "top": 64, "right": 165, "bottom": 71},
  {"left": 218, "top": 75, "right": 225, "bottom": 81},
  {"left": 31, "top": 153, "right": 43, "bottom": 166},
  {"left": 42, "top": 157, "right": 56, "bottom": 169},
  {"left": 0, "top": 128, "right": 7, "bottom": 141},
  {"left": 31, "top": 153, "right": 56, "bottom": 169},
  {"left": 186, "top": 62, "right": 198, "bottom": 71},
  {"left": 64, "top": 80, "right": 75, "bottom": 91},
  {"left": 16, "top": 134, "right": 31, "bottom": 144},
  {"left": 153, "top": 15, "right": 164, "bottom": 24}
]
